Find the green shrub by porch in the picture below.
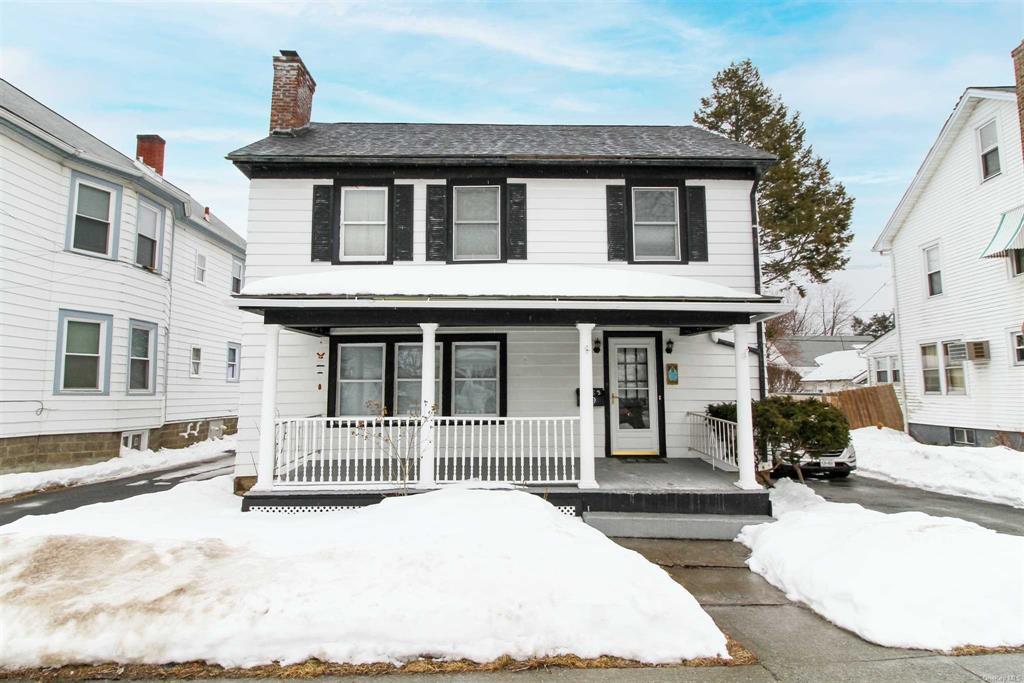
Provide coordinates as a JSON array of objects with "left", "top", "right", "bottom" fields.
[{"left": 706, "top": 396, "right": 850, "bottom": 460}]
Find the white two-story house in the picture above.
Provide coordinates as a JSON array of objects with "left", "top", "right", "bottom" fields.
[
  {"left": 228, "top": 51, "right": 788, "bottom": 523},
  {"left": 0, "top": 79, "right": 247, "bottom": 473},
  {"left": 872, "top": 42, "right": 1024, "bottom": 449}
]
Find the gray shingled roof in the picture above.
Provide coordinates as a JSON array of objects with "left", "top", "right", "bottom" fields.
[
  {"left": 1, "top": 79, "right": 245, "bottom": 252},
  {"left": 227, "top": 122, "right": 775, "bottom": 164}
]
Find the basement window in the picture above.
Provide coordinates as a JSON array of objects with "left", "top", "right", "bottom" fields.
[{"left": 952, "top": 427, "right": 975, "bottom": 445}]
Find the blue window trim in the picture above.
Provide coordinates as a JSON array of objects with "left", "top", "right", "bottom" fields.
[
  {"left": 226, "top": 342, "right": 241, "bottom": 383},
  {"left": 54, "top": 309, "right": 114, "bottom": 395},
  {"left": 127, "top": 319, "right": 159, "bottom": 395},
  {"left": 134, "top": 196, "right": 166, "bottom": 274},
  {"left": 65, "top": 171, "right": 123, "bottom": 261}
]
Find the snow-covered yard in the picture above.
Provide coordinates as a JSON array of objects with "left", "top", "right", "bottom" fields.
[
  {"left": 738, "top": 480, "right": 1024, "bottom": 651},
  {"left": 0, "top": 477, "right": 727, "bottom": 669},
  {"left": 0, "top": 436, "right": 235, "bottom": 500},
  {"left": 852, "top": 427, "right": 1024, "bottom": 508}
]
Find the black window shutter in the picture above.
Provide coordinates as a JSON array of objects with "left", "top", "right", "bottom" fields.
[
  {"left": 685, "top": 186, "right": 708, "bottom": 262},
  {"left": 506, "top": 183, "right": 527, "bottom": 260},
  {"left": 311, "top": 184, "right": 333, "bottom": 262},
  {"left": 392, "top": 184, "right": 414, "bottom": 261},
  {"left": 426, "top": 185, "right": 448, "bottom": 261},
  {"left": 606, "top": 185, "right": 627, "bottom": 261}
]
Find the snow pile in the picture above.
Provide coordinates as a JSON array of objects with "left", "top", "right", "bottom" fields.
[
  {"left": 800, "top": 349, "right": 866, "bottom": 382},
  {"left": 0, "top": 478, "right": 727, "bottom": 668},
  {"left": 241, "top": 263, "right": 760, "bottom": 301},
  {"left": 738, "top": 480, "right": 1024, "bottom": 651},
  {"left": 853, "top": 427, "right": 1024, "bottom": 508},
  {"left": 0, "top": 436, "right": 235, "bottom": 500}
]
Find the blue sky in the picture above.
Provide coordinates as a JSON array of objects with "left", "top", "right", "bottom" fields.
[{"left": 2, "top": 0, "right": 1021, "bottom": 313}]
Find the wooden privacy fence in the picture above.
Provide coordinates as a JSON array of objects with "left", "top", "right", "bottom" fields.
[{"left": 821, "top": 384, "right": 904, "bottom": 430}]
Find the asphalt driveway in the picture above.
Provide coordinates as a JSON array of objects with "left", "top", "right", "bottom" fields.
[{"left": 806, "top": 474, "right": 1024, "bottom": 536}]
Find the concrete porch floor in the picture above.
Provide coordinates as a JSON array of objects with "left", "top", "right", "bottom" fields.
[{"left": 593, "top": 457, "right": 738, "bottom": 492}]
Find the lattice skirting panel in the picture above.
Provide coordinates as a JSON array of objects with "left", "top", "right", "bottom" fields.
[
  {"left": 249, "top": 505, "right": 363, "bottom": 514},
  {"left": 556, "top": 505, "right": 579, "bottom": 517}
]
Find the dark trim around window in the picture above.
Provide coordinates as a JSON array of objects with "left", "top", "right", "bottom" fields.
[
  {"left": 445, "top": 178, "right": 508, "bottom": 264},
  {"left": 624, "top": 177, "right": 687, "bottom": 265},
  {"left": 331, "top": 178, "right": 396, "bottom": 265}
]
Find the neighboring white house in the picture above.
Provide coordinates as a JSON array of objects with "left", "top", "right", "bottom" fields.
[
  {"left": 799, "top": 349, "right": 868, "bottom": 394},
  {"left": 767, "top": 334, "right": 872, "bottom": 394},
  {"left": 226, "top": 51, "right": 789, "bottom": 509},
  {"left": 0, "top": 79, "right": 247, "bottom": 473},
  {"left": 872, "top": 42, "right": 1024, "bottom": 449}
]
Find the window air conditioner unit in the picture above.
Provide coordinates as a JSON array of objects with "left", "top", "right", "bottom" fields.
[
  {"left": 965, "top": 340, "right": 990, "bottom": 362},
  {"left": 945, "top": 342, "right": 968, "bottom": 362}
]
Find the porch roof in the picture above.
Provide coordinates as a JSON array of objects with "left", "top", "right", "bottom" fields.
[{"left": 239, "top": 264, "right": 779, "bottom": 302}]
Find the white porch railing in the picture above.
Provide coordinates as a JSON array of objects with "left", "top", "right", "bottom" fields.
[
  {"left": 687, "top": 412, "right": 740, "bottom": 471},
  {"left": 272, "top": 415, "right": 580, "bottom": 489},
  {"left": 433, "top": 416, "right": 580, "bottom": 484}
]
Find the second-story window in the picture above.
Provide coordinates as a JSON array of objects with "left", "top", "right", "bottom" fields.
[
  {"left": 72, "top": 181, "right": 115, "bottom": 257},
  {"left": 631, "top": 187, "right": 680, "bottom": 261},
  {"left": 195, "top": 252, "right": 207, "bottom": 284},
  {"left": 923, "top": 244, "right": 942, "bottom": 296},
  {"left": 340, "top": 187, "right": 388, "bottom": 261},
  {"left": 453, "top": 186, "right": 500, "bottom": 261},
  {"left": 231, "top": 259, "right": 244, "bottom": 294},
  {"left": 135, "top": 201, "right": 161, "bottom": 271},
  {"left": 978, "top": 121, "right": 1000, "bottom": 180}
]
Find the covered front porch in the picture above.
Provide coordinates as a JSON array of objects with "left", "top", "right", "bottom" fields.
[{"left": 236, "top": 265, "right": 788, "bottom": 510}]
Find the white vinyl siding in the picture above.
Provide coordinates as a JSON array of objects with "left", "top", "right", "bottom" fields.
[{"left": 340, "top": 187, "right": 388, "bottom": 261}]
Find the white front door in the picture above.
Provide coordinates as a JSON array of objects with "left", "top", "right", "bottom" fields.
[{"left": 609, "top": 337, "right": 661, "bottom": 456}]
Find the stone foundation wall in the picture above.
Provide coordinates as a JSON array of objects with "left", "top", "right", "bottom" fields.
[{"left": 0, "top": 416, "right": 238, "bottom": 476}]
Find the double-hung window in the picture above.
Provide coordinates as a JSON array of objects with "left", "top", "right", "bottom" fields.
[
  {"left": 923, "top": 245, "right": 942, "bottom": 296},
  {"left": 942, "top": 342, "right": 966, "bottom": 394},
  {"left": 394, "top": 343, "right": 442, "bottom": 415},
  {"left": 337, "top": 344, "right": 385, "bottom": 415},
  {"left": 190, "top": 346, "right": 202, "bottom": 377},
  {"left": 1011, "top": 331, "right": 1024, "bottom": 366},
  {"left": 1011, "top": 250, "right": 1024, "bottom": 277},
  {"left": 874, "top": 355, "right": 902, "bottom": 384},
  {"left": 340, "top": 187, "right": 388, "bottom": 261},
  {"left": 70, "top": 179, "right": 117, "bottom": 257},
  {"left": 978, "top": 121, "right": 1001, "bottom": 180},
  {"left": 452, "top": 342, "right": 500, "bottom": 416},
  {"left": 922, "top": 342, "right": 967, "bottom": 394},
  {"left": 921, "top": 344, "right": 941, "bottom": 393},
  {"left": 135, "top": 200, "right": 161, "bottom": 270},
  {"left": 195, "top": 252, "right": 207, "bottom": 284},
  {"left": 55, "top": 310, "right": 112, "bottom": 394},
  {"left": 226, "top": 342, "right": 241, "bottom": 382},
  {"left": 128, "top": 321, "right": 157, "bottom": 393},
  {"left": 631, "top": 187, "right": 680, "bottom": 261},
  {"left": 231, "top": 259, "right": 244, "bottom": 294},
  {"left": 453, "top": 186, "right": 500, "bottom": 261}
]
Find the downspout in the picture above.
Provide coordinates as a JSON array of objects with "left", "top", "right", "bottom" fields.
[
  {"left": 887, "top": 249, "right": 911, "bottom": 433},
  {"left": 750, "top": 177, "right": 768, "bottom": 398},
  {"left": 161, "top": 216, "right": 176, "bottom": 433}
]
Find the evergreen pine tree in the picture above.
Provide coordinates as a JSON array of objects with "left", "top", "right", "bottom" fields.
[{"left": 695, "top": 59, "right": 854, "bottom": 291}]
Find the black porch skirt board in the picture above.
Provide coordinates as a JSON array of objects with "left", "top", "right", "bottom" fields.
[{"left": 242, "top": 488, "right": 770, "bottom": 516}]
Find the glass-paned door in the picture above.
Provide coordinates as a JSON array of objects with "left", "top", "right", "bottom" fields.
[{"left": 608, "top": 337, "right": 661, "bottom": 455}]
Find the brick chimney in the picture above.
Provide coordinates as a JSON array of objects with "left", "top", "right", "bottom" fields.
[
  {"left": 1013, "top": 40, "right": 1024, "bottom": 164},
  {"left": 136, "top": 134, "right": 166, "bottom": 175},
  {"left": 270, "top": 50, "right": 316, "bottom": 134}
]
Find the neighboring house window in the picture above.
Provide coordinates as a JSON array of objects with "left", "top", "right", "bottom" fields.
[
  {"left": 195, "top": 252, "right": 207, "bottom": 283},
  {"left": 69, "top": 177, "right": 118, "bottom": 257},
  {"left": 55, "top": 309, "right": 112, "bottom": 394},
  {"left": 942, "top": 341, "right": 966, "bottom": 394},
  {"left": 1011, "top": 249, "right": 1024, "bottom": 277},
  {"left": 875, "top": 355, "right": 902, "bottom": 384},
  {"left": 128, "top": 320, "right": 157, "bottom": 393},
  {"left": 452, "top": 342, "right": 500, "bottom": 415},
  {"left": 231, "top": 259, "right": 244, "bottom": 294},
  {"left": 453, "top": 186, "right": 501, "bottom": 261},
  {"left": 978, "top": 121, "right": 1001, "bottom": 180},
  {"left": 394, "top": 343, "right": 442, "bottom": 416},
  {"left": 631, "top": 187, "right": 680, "bottom": 261},
  {"left": 135, "top": 200, "right": 162, "bottom": 271},
  {"left": 340, "top": 187, "right": 388, "bottom": 261},
  {"left": 1012, "top": 331, "right": 1024, "bottom": 366},
  {"left": 226, "top": 343, "right": 241, "bottom": 382},
  {"left": 336, "top": 343, "right": 385, "bottom": 415},
  {"left": 923, "top": 245, "right": 942, "bottom": 296},
  {"left": 952, "top": 427, "right": 975, "bottom": 445},
  {"left": 190, "top": 346, "right": 202, "bottom": 377},
  {"left": 921, "top": 344, "right": 941, "bottom": 393}
]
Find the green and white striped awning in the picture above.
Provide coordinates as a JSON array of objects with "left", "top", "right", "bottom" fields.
[{"left": 981, "top": 204, "right": 1024, "bottom": 258}]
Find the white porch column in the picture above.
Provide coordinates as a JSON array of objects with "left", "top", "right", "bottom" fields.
[
  {"left": 254, "top": 324, "right": 281, "bottom": 492},
  {"left": 418, "top": 323, "right": 438, "bottom": 487},
  {"left": 732, "top": 323, "right": 760, "bottom": 490},
  {"left": 576, "top": 323, "right": 598, "bottom": 489}
]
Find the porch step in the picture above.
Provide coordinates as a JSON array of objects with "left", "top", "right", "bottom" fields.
[{"left": 582, "top": 511, "right": 774, "bottom": 540}]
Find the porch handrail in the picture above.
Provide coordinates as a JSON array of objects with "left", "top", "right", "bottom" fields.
[{"left": 687, "top": 411, "right": 740, "bottom": 471}]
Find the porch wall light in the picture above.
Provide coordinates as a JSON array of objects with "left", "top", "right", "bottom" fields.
[
  {"left": 665, "top": 339, "right": 675, "bottom": 354},
  {"left": 593, "top": 338, "right": 602, "bottom": 354}
]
